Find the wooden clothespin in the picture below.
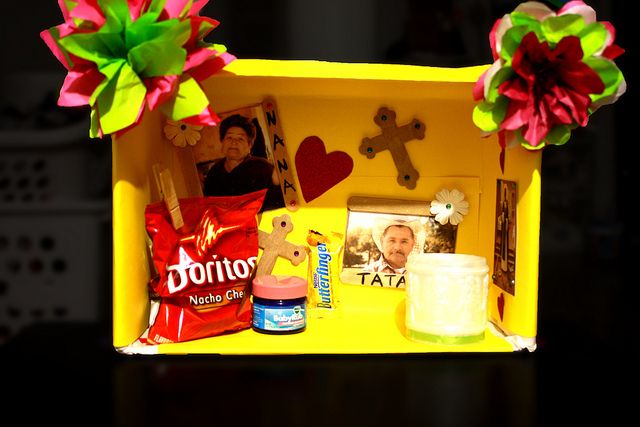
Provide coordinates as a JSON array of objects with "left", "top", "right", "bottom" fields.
[{"left": 153, "top": 163, "right": 184, "bottom": 230}]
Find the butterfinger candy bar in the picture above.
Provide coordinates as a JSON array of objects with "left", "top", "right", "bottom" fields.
[{"left": 306, "top": 229, "right": 343, "bottom": 317}]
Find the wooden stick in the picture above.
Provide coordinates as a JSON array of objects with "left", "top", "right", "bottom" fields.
[
  {"left": 262, "top": 97, "right": 300, "bottom": 211},
  {"left": 153, "top": 163, "right": 184, "bottom": 230}
]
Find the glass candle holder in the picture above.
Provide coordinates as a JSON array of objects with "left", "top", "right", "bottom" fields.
[{"left": 405, "top": 253, "right": 489, "bottom": 344}]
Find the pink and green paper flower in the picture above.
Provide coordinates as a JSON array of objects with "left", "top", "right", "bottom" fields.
[
  {"left": 40, "top": 0, "right": 235, "bottom": 138},
  {"left": 472, "top": 1, "right": 626, "bottom": 151}
]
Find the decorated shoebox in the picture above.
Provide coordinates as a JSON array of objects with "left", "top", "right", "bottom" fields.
[
  {"left": 109, "top": 58, "right": 542, "bottom": 354},
  {"left": 40, "top": 1, "right": 625, "bottom": 355}
]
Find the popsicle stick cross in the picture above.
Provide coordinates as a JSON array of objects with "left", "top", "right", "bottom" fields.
[
  {"left": 256, "top": 214, "right": 306, "bottom": 277},
  {"left": 359, "top": 107, "right": 426, "bottom": 189}
]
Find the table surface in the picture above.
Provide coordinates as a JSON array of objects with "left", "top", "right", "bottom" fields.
[{"left": 2, "top": 253, "right": 637, "bottom": 426}]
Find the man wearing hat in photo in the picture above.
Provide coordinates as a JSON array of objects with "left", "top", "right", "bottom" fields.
[{"left": 365, "top": 217, "right": 421, "bottom": 274}]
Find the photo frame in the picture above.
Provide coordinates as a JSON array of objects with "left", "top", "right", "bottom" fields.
[
  {"left": 493, "top": 179, "right": 517, "bottom": 295},
  {"left": 340, "top": 196, "right": 458, "bottom": 288},
  {"left": 191, "top": 102, "right": 289, "bottom": 212}
]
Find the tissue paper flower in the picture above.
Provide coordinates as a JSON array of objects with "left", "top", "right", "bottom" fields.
[
  {"left": 472, "top": 1, "right": 626, "bottom": 150},
  {"left": 40, "top": 0, "right": 235, "bottom": 138},
  {"left": 430, "top": 189, "right": 469, "bottom": 226},
  {"left": 164, "top": 120, "right": 203, "bottom": 147}
]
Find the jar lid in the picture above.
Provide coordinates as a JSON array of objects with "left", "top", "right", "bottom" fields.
[{"left": 252, "top": 275, "right": 308, "bottom": 300}]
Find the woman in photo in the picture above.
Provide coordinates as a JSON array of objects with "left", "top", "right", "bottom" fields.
[{"left": 203, "top": 113, "right": 284, "bottom": 211}]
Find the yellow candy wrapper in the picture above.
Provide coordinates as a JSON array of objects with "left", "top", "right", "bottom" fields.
[{"left": 306, "top": 230, "right": 344, "bottom": 317}]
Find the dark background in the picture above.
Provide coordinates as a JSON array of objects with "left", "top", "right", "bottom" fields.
[{"left": 0, "top": 1, "right": 637, "bottom": 425}]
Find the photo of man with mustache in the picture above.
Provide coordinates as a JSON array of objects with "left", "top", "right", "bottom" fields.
[{"left": 364, "top": 219, "right": 418, "bottom": 274}]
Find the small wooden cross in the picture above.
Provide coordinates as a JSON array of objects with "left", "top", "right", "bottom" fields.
[
  {"left": 359, "top": 107, "right": 426, "bottom": 189},
  {"left": 256, "top": 214, "right": 306, "bottom": 277}
]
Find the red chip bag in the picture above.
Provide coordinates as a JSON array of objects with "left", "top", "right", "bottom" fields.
[{"left": 144, "top": 190, "right": 266, "bottom": 344}]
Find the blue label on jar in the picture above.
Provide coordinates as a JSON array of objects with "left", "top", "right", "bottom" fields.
[{"left": 253, "top": 302, "right": 306, "bottom": 332}]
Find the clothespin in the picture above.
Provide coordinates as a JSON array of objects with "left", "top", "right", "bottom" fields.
[{"left": 153, "top": 163, "right": 184, "bottom": 230}]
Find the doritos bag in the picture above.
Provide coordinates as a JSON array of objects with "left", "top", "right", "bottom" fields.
[{"left": 144, "top": 189, "right": 266, "bottom": 344}]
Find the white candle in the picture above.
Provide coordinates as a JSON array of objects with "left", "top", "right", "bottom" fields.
[{"left": 405, "top": 253, "right": 489, "bottom": 344}]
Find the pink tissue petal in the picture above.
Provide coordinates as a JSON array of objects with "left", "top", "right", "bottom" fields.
[
  {"left": 58, "top": 65, "right": 105, "bottom": 107},
  {"left": 70, "top": 0, "right": 106, "bottom": 27},
  {"left": 127, "top": 0, "right": 146, "bottom": 21},
  {"left": 188, "top": 0, "right": 209, "bottom": 16},
  {"left": 182, "top": 105, "right": 221, "bottom": 127},
  {"left": 40, "top": 29, "right": 71, "bottom": 69},
  {"left": 472, "top": 69, "right": 487, "bottom": 101},
  {"left": 163, "top": 0, "right": 192, "bottom": 19},
  {"left": 145, "top": 75, "right": 178, "bottom": 111},
  {"left": 184, "top": 47, "right": 216, "bottom": 72},
  {"left": 559, "top": 1, "right": 596, "bottom": 24},
  {"left": 58, "top": 0, "right": 71, "bottom": 22},
  {"left": 186, "top": 16, "right": 219, "bottom": 46},
  {"left": 188, "top": 52, "right": 236, "bottom": 82}
]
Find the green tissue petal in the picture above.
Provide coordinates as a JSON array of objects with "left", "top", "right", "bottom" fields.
[
  {"left": 60, "top": 30, "right": 126, "bottom": 66},
  {"left": 541, "top": 14, "right": 585, "bottom": 45},
  {"left": 486, "top": 66, "right": 513, "bottom": 103},
  {"left": 177, "top": 0, "right": 194, "bottom": 18},
  {"left": 197, "top": 19, "right": 215, "bottom": 39},
  {"left": 160, "top": 76, "right": 209, "bottom": 121},
  {"left": 509, "top": 12, "right": 541, "bottom": 30},
  {"left": 210, "top": 43, "right": 228, "bottom": 54},
  {"left": 126, "top": 18, "right": 190, "bottom": 76},
  {"left": 128, "top": 41, "right": 186, "bottom": 77},
  {"left": 585, "top": 57, "right": 623, "bottom": 101},
  {"left": 544, "top": 125, "right": 572, "bottom": 146},
  {"left": 125, "top": 13, "right": 162, "bottom": 48},
  {"left": 89, "top": 60, "right": 126, "bottom": 105},
  {"left": 101, "top": 0, "right": 132, "bottom": 30},
  {"left": 153, "top": 19, "right": 191, "bottom": 46},
  {"left": 518, "top": 130, "right": 546, "bottom": 150},
  {"left": 96, "top": 62, "right": 147, "bottom": 134},
  {"left": 126, "top": 17, "right": 190, "bottom": 49},
  {"left": 146, "top": 0, "right": 169, "bottom": 15},
  {"left": 473, "top": 97, "right": 508, "bottom": 133},
  {"left": 90, "top": 107, "right": 100, "bottom": 138},
  {"left": 579, "top": 22, "right": 607, "bottom": 58},
  {"left": 501, "top": 26, "right": 537, "bottom": 64},
  {"left": 64, "top": 0, "right": 76, "bottom": 13}
]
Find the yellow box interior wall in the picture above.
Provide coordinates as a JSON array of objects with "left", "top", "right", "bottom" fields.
[{"left": 112, "top": 60, "right": 542, "bottom": 354}]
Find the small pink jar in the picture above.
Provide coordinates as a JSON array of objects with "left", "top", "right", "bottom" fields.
[{"left": 252, "top": 275, "right": 308, "bottom": 334}]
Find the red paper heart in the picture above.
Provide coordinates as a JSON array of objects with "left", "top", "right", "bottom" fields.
[
  {"left": 497, "top": 292, "right": 505, "bottom": 322},
  {"left": 295, "top": 136, "right": 353, "bottom": 203}
]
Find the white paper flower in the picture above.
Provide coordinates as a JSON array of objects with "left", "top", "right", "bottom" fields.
[
  {"left": 430, "top": 189, "right": 469, "bottom": 225},
  {"left": 163, "top": 120, "right": 203, "bottom": 148}
]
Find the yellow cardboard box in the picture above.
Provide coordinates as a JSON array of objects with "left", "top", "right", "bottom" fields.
[{"left": 112, "top": 59, "right": 541, "bottom": 354}]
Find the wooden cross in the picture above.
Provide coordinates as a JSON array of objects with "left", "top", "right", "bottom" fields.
[
  {"left": 359, "top": 107, "right": 426, "bottom": 189},
  {"left": 256, "top": 214, "right": 306, "bottom": 277}
]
